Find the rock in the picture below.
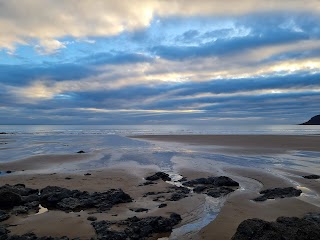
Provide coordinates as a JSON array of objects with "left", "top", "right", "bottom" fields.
[
  {"left": 92, "top": 213, "right": 182, "bottom": 240},
  {"left": 300, "top": 115, "right": 320, "bottom": 125},
  {"left": 193, "top": 186, "right": 207, "bottom": 193},
  {"left": 87, "top": 216, "right": 97, "bottom": 221},
  {"left": 178, "top": 177, "right": 187, "bottom": 182},
  {"left": 12, "top": 206, "right": 29, "bottom": 215},
  {"left": 145, "top": 172, "right": 171, "bottom": 181},
  {"left": 57, "top": 197, "right": 83, "bottom": 211},
  {"left": 77, "top": 150, "right": 85, "bottom": 153},
  {"left": 0, "top": 132, "right": 7, "bottom": 134},
  {"left": 22, "top": 194, "right": 40, "bottom": 204},
  {"left": 6, "top": 170, "right": 12, "bottom": 174},
  {"left": 0, "top": 210, "right": 9, "bottom": 222},
  {"left": 130, "top": 208, "right": 149, "bottom": 213},
  {"left": 207, "top": 187, "right": 234, "bottom": 198},
  {"left": 232, "top": 213, "right": 320, "bottom": 240},
  {"left": 183, "top": 176, "right": 239, "bottom": 197},
  {"left": 84, "top": 173, "right": 91, "bottom": 176},
  {"left": 0, "top": 225, "right": 9, "bottom": 238},
  {"left": 92, "top": 221, "right": 127, "bottom": 240},
  {"left": 253, "top": 187, "right": 302, "bottom": 202},
  {"left": 211, "top": 176, "right": 239, "bottom": 187},
  {"left": 65, "top": 177, "right": 72, "bottom": 180},
  {"left": 0, "top": 190, "right": 22, "bottom": 209},
  {"left": 0, "top": 184, "right": 38, "bottom": 196},
  {"left": 40, "top": 186, "right": 132, "bottom": 212},
  {"left": 183, "top": 176, "right": 239, "bottom": 187},
  {"left": 142, "top": 181, "right": 156, "bottom": 186},
  {"left": 158, "top": 203, "right": 167, "bottom": 208},
  {"left": 303, "top": 174, "right": 320, "bottom": 179},
  {"left": 169, "top": 193, "right": 188, "bottom": 201}
]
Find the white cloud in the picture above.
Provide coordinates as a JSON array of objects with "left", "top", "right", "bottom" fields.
[
  {"left": 35, "top": 39, "right": 66, "bottom": 54},
  {"left": 0, "top": 0, "right": 319, "bottom": 52}
]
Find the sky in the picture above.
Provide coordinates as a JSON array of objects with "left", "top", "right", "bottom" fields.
[{"left": 0, "top": 0, "right": 320, "bottom": 125}]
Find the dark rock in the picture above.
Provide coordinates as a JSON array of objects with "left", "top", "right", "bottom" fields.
[
  {"left": 40, "top": 186, "right": 132, "bottom": 212},
  {"left": 207, "top": 187, "right": 234, "bottom": 198},
  {"left": 145, "top": 172, "right": 171, "bottom": 181},
  {"left": 232, "top": 213, "right": 320, "bottom": 240},
  {"left": 6, "top": 171, "right": 12, "bottom": 174},
  {"left": 12, "top": 206, "right": 29, "bottom": 215},
  {"left": 0, "top": 225, "right": 9, "bottom": 238},
  {"left": 254, "top": 187, "right": 302, "bottom": 202},
  {"left": 24, "top": 201, "right": 40, "bottom": 210},
  {"left": 143, "top": 191, "right": 167, "bottom": 197},
  {"left": 130, "top": 208, "right": 149, "bottom": 213},
  {"left": 0, "top": 210, "right": 9, "bottom": 222},
  {"left": 141, "top": 181, "right": 156, "bottom": 186},
  {"left": 158, "top": 203, "right": 167, "bottom": 208},
  {"left": 178, "top": 177, "right": 187, "bottom": 182},
  {"left": 0, "top": 132, "right": 7, "bottom": 134},
  {"left": 84, "top": 173, "right": 91, "bottom": 176},
  {"left": 169, "top": 193, "right": 188, "bottom": 201},
  {"left": 183, "top": 176, "right": 239, "bottom": 198},
  {"left": 65, "top": 177, "right": 72, "bottom": 180},
  {"left": 92, "top": 221, "right": 127, "bottom": 240},
  {"left": 57, "top": 197, "right": 83, "bottom": 211},
  {"left": 92, "top": 213, "right": 182, "bottom": 240},
  {"left": 303, "top": 174, "right": 320, "bottom": 179},
  {"left": 170, "top": 186, "right": 190, "bottom": 194},
  {"left": 77, "top": 150, "right": 85, "bottom": 153},
  {"left": 0, "top": 184, "right": 38, "bottom": 196},
  {"left": 300, "top": 115, "right": 320, "bottom": 125},
  {"left": 183, "top": 176, "right": 239, "bottom": 187},
  {"left": 22, "top": 194, "right": 40, "bottom": 204},
  {"left": 193, "top": 186, "right": 207, "bottom": 193},
  {"left": 211, "top": 176, "right": 240, "bottom": 187},
  {"left": 0, "top": 190, "right": 22, "bottom": 209},
  {"left": 87, "top": 216, "right": 97, "bottom": 221}
]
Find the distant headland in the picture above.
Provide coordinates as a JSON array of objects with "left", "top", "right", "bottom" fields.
[{"left": 300, "top": 115, "right": 320, "bottom": 125}]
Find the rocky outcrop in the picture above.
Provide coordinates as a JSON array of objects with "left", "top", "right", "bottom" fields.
[
  {"left": 253, "top": 187, "right": 302, "bottom": 202},
  {"left": 145, "top": 172, "right": 171, "bottom": 181},
  {"left": 92, "top": 213, "right": 182, "bottom": 240},
  {"left": 300, "top": 115, "right": 320, "bottom": 125},
  {"left": 303, "top": 174, "right": 320, "bottom": 179},
  {"left": 0, "top": 184, "right": 132, "bottom": 216},
  {"left": 183, "top": 176, "right": 239, "bottom": 198},
  {"left": 40, "top": 186, "right": 132, "bottom": 212},
  {"left": 232, "top": 213, "right": 320, "bottom": 240}
]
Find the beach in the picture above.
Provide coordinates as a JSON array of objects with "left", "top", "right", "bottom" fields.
[{"left": 0, "top": 133, "right": 320, "bottom": 239}]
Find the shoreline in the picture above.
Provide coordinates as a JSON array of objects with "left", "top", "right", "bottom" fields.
[{"left": 0, "top": 134, "right": 320, "bottom": 239}]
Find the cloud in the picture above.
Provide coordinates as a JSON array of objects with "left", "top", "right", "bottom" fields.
[
  {"left": 1, "top": 0, "right": 320, "bottom": 52},
  {"left": 35, "top": 39, "right": 66, "bottom": 54}
]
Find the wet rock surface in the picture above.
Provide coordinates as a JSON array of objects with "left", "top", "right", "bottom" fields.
[
  {"left": 232, "top": 213, "right": 320, "bottom": 240},
  {"left": 168, "top": 186, "right": 190, "bottom": 201},
  {"left": 253, "top": 187, "right": 302, "bottom": 202},
  {"left": 145, "top": 172, "right": 171, "bottom": 181},
  {"left": 0, "top": 184, "right": 132, "bottom": 216},
  {"left": 92, "top": 213, "right": 182, "bottom": 240},
  {"left": 303, "top": 174, "right": 320, "bottom": 179},
  {"left": 40, "top": 186, "right": 132, "bottom": 212},
  {"left": 0, "top": 211, "right": 9, "bottom": 222},
  {"left": 183, "top": 176, "right": 239, "bottom": 198}
]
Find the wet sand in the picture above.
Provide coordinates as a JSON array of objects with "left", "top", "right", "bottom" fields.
[
  {"left": 132, "top": 134, "right": 320, "bottom": 153},
  {"left": 1, "top": 134, "right": 320, "bottom": 239}
]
